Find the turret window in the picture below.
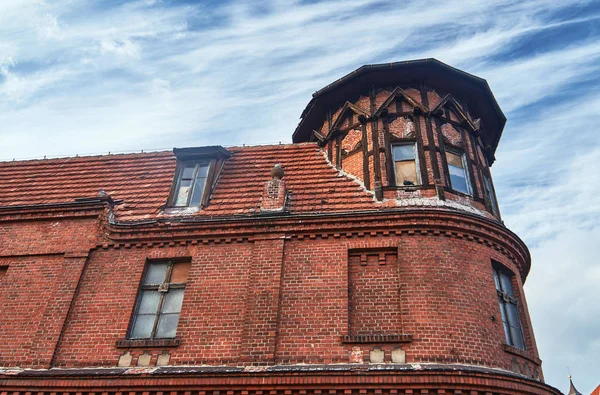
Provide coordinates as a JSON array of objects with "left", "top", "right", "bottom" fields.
[
  {"left": 493, "top": 264, "right": 525, "bottom": 350},
  {"left": 446, "top": 150, "right": 471, "bottom": 195},
  {"left": 392, "top": 143, "right": 420, "bottom": 186},
  {"left": 483, "top": 174, "right": 499, "bottom": 216}
]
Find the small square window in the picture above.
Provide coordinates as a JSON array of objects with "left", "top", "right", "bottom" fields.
[
  {"left": 0, "top": 266, "right": 7, "bottom": 281},
  {"left": 129, "top": 260, "right": 191, "bottom": 340},
  {"left": 392, "top": 143, "right": 420, "bottom": 186},
  {"left": 493, "top": 263, "right": 526, "bottom": 350},
  {"left": 446, "top": 150, "right": 471, "bottom": 195},
  {"left": 172, "top": 162, "right": 209, "bottom": 207}
]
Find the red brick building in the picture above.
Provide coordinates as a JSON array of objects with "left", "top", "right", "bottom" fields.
[{"left": 0, "top": 59, "right": 560, "bottom": 395}]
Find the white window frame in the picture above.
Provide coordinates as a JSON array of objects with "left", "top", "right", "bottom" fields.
[
  {"left": 392, "top": 142, "right": 421, "bottom": 186},
  {"left": 446, "top": 149, "right": 472, "bottom": 195}
]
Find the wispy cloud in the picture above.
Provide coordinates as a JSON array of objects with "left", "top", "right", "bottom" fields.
[{"left": 0, "top": 0, "right": 599, "bottom": 391}]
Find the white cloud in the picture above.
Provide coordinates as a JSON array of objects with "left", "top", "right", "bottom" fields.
[{"left": 526, "top": 227, "right": 600, "bottom": 390}]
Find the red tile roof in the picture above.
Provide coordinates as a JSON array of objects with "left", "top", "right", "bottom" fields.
[{"left": 0, "top": 143, "right": 377, "bottom": 221}]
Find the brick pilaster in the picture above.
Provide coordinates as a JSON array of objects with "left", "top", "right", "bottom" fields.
[{"left": 241, "top": 235, "right": 285, "bottom": 364}]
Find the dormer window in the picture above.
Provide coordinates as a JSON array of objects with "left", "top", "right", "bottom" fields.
[
  {"left": 168, "top": 146, "right": 231, "bottom": 209},
  {"left": 446, "top": 150, "right": 471, "bottom": 195},
  {"left": 173, "top": 162, "right": 210, "bottom": 207},
  {"left": 392, "top": 143, "right": 420, "bottom": 186}
]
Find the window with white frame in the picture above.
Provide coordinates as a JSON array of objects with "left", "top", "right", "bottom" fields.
[
  {"left": 392, "top": 143, "right": 420, "bottom": 186},
  {"left": 446, "top": 150, "right": 471, "bottom": 195}
]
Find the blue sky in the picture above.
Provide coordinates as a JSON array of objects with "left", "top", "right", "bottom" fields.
[{"left": 0, "top": 0, "right": 599, "bottom": 392}]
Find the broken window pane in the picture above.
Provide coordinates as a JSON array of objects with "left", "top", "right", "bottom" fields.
[
  {"left": 446, "top": 151, "right": 463, "bottom": 168},
  {"left": 130, "top": 314, "right": 156, "bottom": 339},
  {"left": 156, "top": 313, "right": 180, "bottom": 338},
  {"left": 393, "top": 143, "right": 418, "bottom": 186},
  {"left": 175, "top": 179, "right": 192, "bottom": 206},
  {"left": 162, "top": 289, "right": 184, "bottom": 314},
  {"left": 395, "top": 161, "right": 417, "bottom": 186},
  {"left": 170, "top": 262, "right": 191, "bottom": 284},
  {"left": 144, "top": 263, "right": 168, "bottom": 285}
]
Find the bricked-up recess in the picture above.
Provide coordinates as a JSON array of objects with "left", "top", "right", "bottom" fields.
[
  {"left": 0, "top": 58, "right": 561, "bottom": 395},
  {"left": 348, "top": 249, "right": 401, "bottom": 336}
]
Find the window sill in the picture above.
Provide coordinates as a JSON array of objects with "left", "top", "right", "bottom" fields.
[
  {"left": 162, "top": 206, "right": 201, "bottom": 216},
  {"left": 502, "top": 344, "right": 541, "bottom": 365},
  {"left": 342, "top": 334, "right": 412, "bottom": 344},
  {"left": 116, "top": 338, "right": 181, "bottom": 348}
]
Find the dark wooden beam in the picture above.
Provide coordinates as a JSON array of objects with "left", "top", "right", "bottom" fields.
[
  {"left": 370, "top": 86, "right": 383, "bottom": 189},
  {"left": 420, "top": 82, "right": 440, "bottom": 182},
  {"left": 413, "top": 113, "right": 429, "bottom": 186},
  {"left": 381, "top": 109, "right": 395, "bottom": 187},
  {"left": 359, "top": 115, "right": 371, "bottom": 191},
  {"left": 327, "top": 110, "right": 333, "bottom": 162},
  {"left": 336, "top": 135, "right": 342, "bottom": 170},
  {"left": 459, "top": 126, "right": 479, "bottom": 200},
  {"left": 436, "top": 113, "right": 451, "bottom": 188}
]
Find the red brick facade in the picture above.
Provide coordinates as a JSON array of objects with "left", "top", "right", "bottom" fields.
[{"left": 0, "top": 59, "right": 560, "bottom": 395}]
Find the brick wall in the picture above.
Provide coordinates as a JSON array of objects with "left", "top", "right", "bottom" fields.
[{"left": 348, "top": 249, "right": 401, "bottom": 336}]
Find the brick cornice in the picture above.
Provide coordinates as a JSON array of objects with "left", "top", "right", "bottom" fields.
[
  {"left": 0, "top": 203, "right": 105, "bottom": 222},
  {"left": 0, "top": 364, "right": 561, "bottom": 395},
  {"left": 99, "top": 209, "right": 530, "bottom": 280}
]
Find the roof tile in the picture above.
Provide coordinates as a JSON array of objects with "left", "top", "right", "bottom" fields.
[{"left": 0, "top": 143, "right": 377, "bottom": 221}]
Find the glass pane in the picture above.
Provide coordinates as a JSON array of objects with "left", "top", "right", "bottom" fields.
[
  {"left": 506, "top": 302, "right": 521, "bottom": 328},
  {"left": 144, "top": 262, "right": 169, "bottom": 284},
  {"left": 393, "top": 144, "right": 415, "bottom": 161},
  {"left": 449, "top": 165, "right": 469, "bottom": 194},
  {"left": 138, "top": 290, "right": 160, "bottom": 314},
  {"left": 195, "top": 164, "right": 209, "bottom": 178},
  {"left": 500, "top": 272, "right": 514, "bottom": 295},
  {"left": 175, "top": 179, "right": 192, "bottom": 206},
  {"left": 498, "top": 298, "right": 508, "bottom": 324},
  {"left": 130, "top": 314, "right": 156, "bottom": 339},
  {"left": 446, "top": 152, "right": 464, "bottom": 168},
  {"left": 171, "top": 262, "right": 191, "bottom": 283},
  {"left": 503, "top": 322, "right": 512, "bottom": 345},
  {"left": 189, "top": 177, "right": 207, "bottom": 206},
  {"left": 484, "top": 175, "right": 498, "bottom": 211},
  {"left": 161, "top": 289, "right": 185, "bottom": 314},
  {"left": 510, "top": 324, "right": 525, "bottom": 349},
  {"left": 156, "top": 313, "right": 180, "bottom": 338},
  {"left": 181, "top": 164, "right": 196, "bottom": 180},
  {"left": 395, "top": 161, "right": 417, "bottom": 185},
  {"left": 493, "top": 269, "right": 501, "bottom": 291}
]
